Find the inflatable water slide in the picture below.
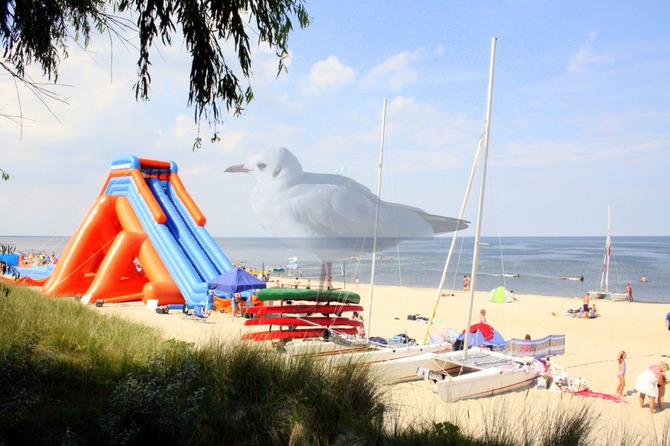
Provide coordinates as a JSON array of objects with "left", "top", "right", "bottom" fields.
[{"left": 41, "top": 155, "right": 233, "bottom": 308}]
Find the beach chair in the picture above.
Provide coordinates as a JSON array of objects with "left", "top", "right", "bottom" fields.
[
  {"left": 182, "top": 304, "right": 194, "bottom": 320},
  {"left": 193, "top": 305, "right": 210, "bottom": 322}
]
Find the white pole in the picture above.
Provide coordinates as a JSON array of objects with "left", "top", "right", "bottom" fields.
[
  {"left": 464, "top": 37, "right": 496, "bottom": 359},
  {"left": 366, "top": 98, "right": 387, "bottom": 337},
  {"left": 422, "top": 138, "right": 482, "bottom": 345}
]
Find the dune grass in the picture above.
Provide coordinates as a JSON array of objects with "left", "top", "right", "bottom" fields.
[{"left": 0, "top": 282, "right": 644, "bottom": 445}]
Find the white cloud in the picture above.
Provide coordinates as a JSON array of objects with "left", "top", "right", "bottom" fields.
[
  {"left": 364, "top": 50, "right": 422, "bottom": 90},
  {"left": 567, "top": 33, "right": 614, "bottom": 73},
  {"left": 301, "top": 55, "right": 356, "bottom": 94}
]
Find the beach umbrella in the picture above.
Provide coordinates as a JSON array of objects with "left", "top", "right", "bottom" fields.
[
  {"left": 456, "top": 323, "right": 506, "bottom": 349},
  {"left": 208, "top": 267, "right": 267, "bottom": 294}
]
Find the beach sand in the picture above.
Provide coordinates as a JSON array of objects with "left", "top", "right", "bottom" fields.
[{"left": 92, "top": 280, "right": 670, "bottom": 443}]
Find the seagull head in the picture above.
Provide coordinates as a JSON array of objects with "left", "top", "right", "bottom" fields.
[{"left": 225, "top": 147, "right": 304, "bottom": 187}]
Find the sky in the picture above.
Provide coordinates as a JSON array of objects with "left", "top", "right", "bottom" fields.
[{"left": 1, "top": 1, "right": 669, "bottom": 238}]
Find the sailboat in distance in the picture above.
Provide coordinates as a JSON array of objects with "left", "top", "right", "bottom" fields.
[{"left": 589, "top": 206, "right": 628, "bottom": 301}]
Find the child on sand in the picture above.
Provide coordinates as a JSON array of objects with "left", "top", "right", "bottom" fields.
[{"left": 616, "top": 351, "right": 626, "bottom": 396}]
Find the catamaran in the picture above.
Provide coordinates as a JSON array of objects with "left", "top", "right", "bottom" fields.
[
  {"left": 589, "top": 206, "right": 628, "bottom": 301},
  {"left": 369, "top": 37, "right": 564, "bottom": 401}
]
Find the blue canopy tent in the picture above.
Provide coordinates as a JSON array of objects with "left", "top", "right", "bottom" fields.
[
  {"left": 0, "top": 253, "right": 20, "bottom": 267},
  {"left": 208, "top": 267, "right": 267, "bottom": 294}
]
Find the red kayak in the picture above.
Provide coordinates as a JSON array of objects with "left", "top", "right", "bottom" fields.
[
  {"left": 244, "top": 316, "right": 362, "bottom": 327},
  {"left": 241, "top": 327, "right": 358, "bottom": 341},
  {"left": 245, "top": 304, "right": 363, "bottom": 316}
]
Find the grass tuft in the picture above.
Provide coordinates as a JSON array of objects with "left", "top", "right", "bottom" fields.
[{"left": 0, "top": 282, "right": 646, "bottom": 445}]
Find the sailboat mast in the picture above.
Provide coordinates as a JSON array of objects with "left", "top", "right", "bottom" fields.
[
  {"left": 463, "top": 37, "right": 497, "bottom": 359},
  {"left": 605, "top": 205, "right": 612, "bottom": 292},
  {"left": 366, "top": 98, "right": 387, "bottom": 336},
  {"left": 422, "top": 138, "right": 482, "bottom": 345}
]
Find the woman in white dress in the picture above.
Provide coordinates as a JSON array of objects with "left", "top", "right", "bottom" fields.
[{"left": 635, "top": 362, "right": 668, "bottom": 413}]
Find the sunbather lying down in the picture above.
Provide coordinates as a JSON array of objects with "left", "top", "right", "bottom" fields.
[{"left": 565, "top": 305, "right": 598, "bottom": 318}]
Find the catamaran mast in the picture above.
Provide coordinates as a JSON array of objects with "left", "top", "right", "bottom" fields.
[
  {"left": 422, "top": 138, "right": 482, "bottom": 345},
  {"left": 366, "top": 98, "right": 387, "bottom": 336},
  {"left": 603, "top": 205, "right": 612, "bottom": 292},
  {"left": 463, "top": 37, "right": 497, "bottom": 359}
]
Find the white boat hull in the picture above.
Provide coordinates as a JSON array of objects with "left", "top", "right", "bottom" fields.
[
  {"left": 588, "top": 290, "right": 606, "bottom": 299},
  {"left": 609, "top": 293, "right": 628, "bottom": 302},
  {"left": 366, "top": 347, "right": 471, "bottom": 383},
  {"left": 284, "top": 339, "right": 453, "bottom": 383},
  {"left": 436, "top": 363, "right": 538, "bottom": 402}
]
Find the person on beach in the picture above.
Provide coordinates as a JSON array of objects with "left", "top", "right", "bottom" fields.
[
  {"left": 355, "top": 276, "right": 360, "bottom": 289},
  {"left": 583, "top": 292, "right": 590, "bottom": 312},
  {"left": 641, "top": 275, "right": 648, "bottom": 282},
  {"left": 232, "top": 293, "right": 247, "bottom": 319},
  {"left": 327, "top": 276, "right": 333, "bottom": 290},
  {"left": 353, "top": 311, "right": 365, "bottom": 337},
  {"left": 665, "top": 311, "right": 670, "bottom": 333},
  {"left": 479, "top": 309, "right": 487, "bottom": 324},
  {"left": 463, "top": 275, "right": 470, "bottom": 291},
  {"left": 626, "top": 283, "right": 634, "bottom": 302},
  {"left": 635, "top": 362, "right": 668, "bottom": 413},
  {"left": 616, "top": 351, "right": 627, "bottom": 396}
]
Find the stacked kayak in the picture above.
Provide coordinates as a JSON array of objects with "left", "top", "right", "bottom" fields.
[{"left": 242, "top": 288, "right": 363, "bottom": 341}]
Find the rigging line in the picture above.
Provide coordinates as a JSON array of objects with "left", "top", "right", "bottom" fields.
[
  {"left": 566, "top": 354, "right": 653, "bottom": 370},
  {"left": 33, "top": 235, "right": 67, "bottom": 255},
  {"left": 48, "top": 237, "right": 116, "bottom": 285},
  {"left": 375, "top": 110, "right": 405, "bottom": 291},
  {"left": 450, "top": 235, "right": 467, "bottom": 292},
  {"left": 488, "top": 173, "right": 507, "bottom": 290}
]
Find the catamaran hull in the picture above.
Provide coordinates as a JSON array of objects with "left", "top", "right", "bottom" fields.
[
  {"left": 609, "top": 293, "right": 628, "bottom": 302},
  {"left": 588, "top": 290, "right": 606, "bottom": 299},
  {"left": 365, "top": 349, "right": 465, "bottom": 383},
  {"left": 367, "top": 347, "right": 493, "bottom": 384},
  {"left": 285, "top": 340, "right": 453, "bottom": 381},
  {"left": 436, "top": 365, "right": 538, "bottom": 403}
]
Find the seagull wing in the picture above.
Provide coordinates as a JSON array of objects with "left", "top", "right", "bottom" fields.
[{"left": 256, "top": 173, "right": 379, "bottom": 238}]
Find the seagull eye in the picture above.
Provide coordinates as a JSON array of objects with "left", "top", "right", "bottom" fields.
[{"left": 257, "top": 162, "right": 267, "bottom": 171}]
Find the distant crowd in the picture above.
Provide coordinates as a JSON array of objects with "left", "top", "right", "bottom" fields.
[{"left": 19, "top": 251, "right": 60, "bottom": 267}]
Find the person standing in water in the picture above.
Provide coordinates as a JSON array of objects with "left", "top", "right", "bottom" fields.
[{"left": 463, "top": 275, "right": 470, "bottom": 291}]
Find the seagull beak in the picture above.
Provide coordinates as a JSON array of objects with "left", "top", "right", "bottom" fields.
[{"left": 225, "top": 164, "right": 250, "bottom": 173}]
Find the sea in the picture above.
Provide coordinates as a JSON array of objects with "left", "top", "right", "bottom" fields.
[{"left": 2, "top": 235, "right": 669, "bottom": 304}]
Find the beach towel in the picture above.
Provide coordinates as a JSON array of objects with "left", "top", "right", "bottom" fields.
[{"left": 572, "top": 390, "right": 628, "bottom": 404}]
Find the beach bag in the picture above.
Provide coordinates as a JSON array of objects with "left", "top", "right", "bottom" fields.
[{"left": 569, "top": 377, "right": 588, "bottom": 392}]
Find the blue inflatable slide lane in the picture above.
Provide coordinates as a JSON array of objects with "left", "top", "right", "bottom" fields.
[{"left": 104, "top": 155, "right": 233, "bottom": 309}]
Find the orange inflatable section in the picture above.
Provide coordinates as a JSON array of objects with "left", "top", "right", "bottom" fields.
[
  {"left": 42, "top": 195, "right": 122, "bottom": 297},
  {"left": 42, "top": 193, "right": 184, "bottom": 306},
  {"left": 170, "top": 173, "right": 206, "bottom": 226},
  {"left": 213, "top": 296, "right": 232, "bottom": 313}
]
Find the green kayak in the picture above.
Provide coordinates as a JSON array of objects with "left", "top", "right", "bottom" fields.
[{"left": 257, "top": 288, "right": 361, "bottom": 304}]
